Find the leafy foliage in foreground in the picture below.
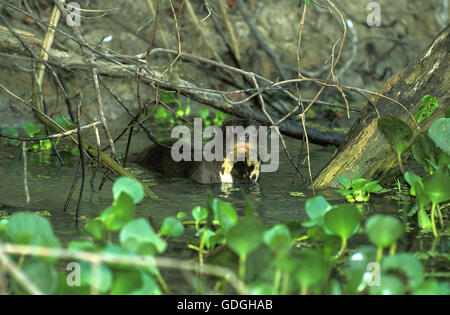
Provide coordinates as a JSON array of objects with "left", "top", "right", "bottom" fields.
[
  {"left": 377, "top": 105, "right": 450, "bottom": 237},
  {"left": 0, "top": 177, "right": 447, "bottom": 295}
]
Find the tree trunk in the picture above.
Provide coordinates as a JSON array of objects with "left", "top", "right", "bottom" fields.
[{"left": 313, "top": 25, "right": 449, "bottom": 188}]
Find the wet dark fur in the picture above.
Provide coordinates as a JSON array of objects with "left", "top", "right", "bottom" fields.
[{"left": 138, "top": 119, "right": 261, "bottom": 184}]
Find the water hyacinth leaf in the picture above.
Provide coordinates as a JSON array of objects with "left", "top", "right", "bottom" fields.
[
  {"left": 428, "top": 118, "right": 450, "bottom": 155},
  {"left": 337, "top": 176, "right": 352, "bottom": 189},
  {"left": 404, "top": 171, "right": 423, "bottom": 196},
  {"left": 382, "top": 253, "right": 424, "bottom": 290},
  {"left": 414, "top": 95, "right": 438, "bottom": 123},
  {"left": 345, "top": 246, "right": 378, "bottom": 293},
  {"left": 155, "top": 107, "right": 168, "bottom": 119},
  {"left": 54, "top": 116, "right": 76, "bottom": 130},
  {"left": 422, "top": 168, "right": 450, "bottom": 204},
  {"left": 83, "top": 219, "right": 104, "bottom": 240},
  {"left": 1, "top": 127, "right": 20, "bottom": 145},
  {"left": 192, "top": 206, "right": 208, "bottom": 222},
  {"left": 303, "top": 196, "right": 332, "bottom": 227},
  {"left": 79, "top": 261, "right": 113, "bottom": 294},
  {"left": 363, "top": 180, "right": 383, "bottom": 193},
  {"left": 110, "top": 270, "right": 161, "bottom": 295},
  {"left": 198, "top": 108, "right": 210, "bottom": 121},
  {"left": 120, "top": 218, "right": 167, "bottom": 254},
  {"left": 377, "top": 115, "right": 414, "bottom": 155},
  {"left": 159, "top": 217, "right": 184, "bottom": 237},
  {"left": 296, "top": 251, "right": 331, "bottom": 291},
  {"left": 11, "top": 259, "right": 58, "bottom": 294},
  {"left": 176, "top": 211, "right": 187, "bottom": 220},
  {"left": 323, "top": 204, "right": 361, "bottom": 240},
  {"left": 227, "top": 217, "right": 264, "bottom": 260},
  {"left": 21, "top": 122, "right": 41, "bottom": 137},
  {"left": 412, "top": 133, "right": 439, "bottom": 171},
  {"left": 7, "top": 212, "right": 60, "bottom": 248},
  {"left": 100, "top": 193, "right": 135, "bottom": 231},
  {"left": 365, "top": 215, "right": 404, "bottom": 248},
  {"left": 369, "top": 274, "right": 406, "bottom": 295},
  {"left": 212, "top": 199, "right": 237, "bottom": 231},
  {"left": 113, "top": 177, "right": 144, "bottom": 204},
  {"left": 263, "top": 224, "right": 291, "bottom": 252}
]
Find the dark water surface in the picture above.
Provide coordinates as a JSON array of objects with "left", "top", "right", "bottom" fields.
[{"left": 0, "top": 134, "right": 447, "bottom": 267}]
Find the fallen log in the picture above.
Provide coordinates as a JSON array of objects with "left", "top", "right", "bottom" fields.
[{"left": 313, "top": 25, "right": 449, "bottom": 188}]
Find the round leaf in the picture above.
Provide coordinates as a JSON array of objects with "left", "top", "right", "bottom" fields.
[
  {"left": 422, "top": 169, "right": 450, "bottom": 204},
  {"left": 296, "top": 251, "right": 331, "bottom": 290},
  {"left": 382, "top": 253, "right": 424, "bottom": 290},
  {"left": 192, "top": 206, "right": 208, "bottom": 222},
  {"left": 159, "top": 217, "right": 184, "bottom": 237},
  {"left": 369, "top": 274, "right": 406, "bottom": 295},
  {"left": 113, "top": 177, "right": 144, "bottom": 204},
  {"left": 120, "top": 218, "right": 167, "bottom": 254},
  {"left": 227, "top": 217, "right": 264, "bottom": 259},
  {"left": 377, "top": 115, "right": 414, "bottom": 155},
  {"left": 263, "top": 224, "right": 291, "bottom": 252},
  {"left": 365, "top": 215, "right": 404, "bottom": 248},
  {"left": 428, "top": 118, "right": 450, "bottom": 155},
  {"left": 212, "top": 199, "right": 237, "bottom": 231},
  {"left": 323, "top": 204, "right": 361, "bottom": 240}
]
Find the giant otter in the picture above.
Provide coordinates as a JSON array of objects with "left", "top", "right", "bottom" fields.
[{"left": 138, "top": 119, "right": 261, "bottom": 184}]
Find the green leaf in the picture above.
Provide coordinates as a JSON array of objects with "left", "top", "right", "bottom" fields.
[
  {"left": 78, "top": 261, "right": 113, "bottom": 294},
  {"left": 21, "top": 122, "right": 41, "bottom": 137},
  {"left": 337, "top": 176, "right": 352, "bottom": 190},
  {"left": 422, "top": 168, "right": 450, "bottom": 204},
  {"left": 7, "top": 212, "right": 60, "bottom": 248},
  {"left": 365, "top": 215, "right": 404, "bottom": 248},
  {"left": 323, "top": 204, "right": 361, "bottom": 240},
  {"left": 377, "top": 115, "right": 414, "bottom": 155},
  {"left": 155, "top": 107, "right": 168, "bottom": 119},
  {"left": 160, "top": 91, "right": 182, "bottom": 108},
  {"left": 212, "top": 199, "right": 237, "bottom": 231},
  {"left": 198, "top": 108, "right": 210, "bottom": 120},
  {"left": 345, "top": 246, "right": 378, "bottom": 294},
  {"left": 1, "top": 127, "right": 20, "bottom": 145},
  {"left": 369, "top": 274, "right": 406, "bottom": 295},
  {"left": 296, "top": 251, "right": 331, "bottom": 291},
  {"left": 83, "top": 219, "right": 104, "bottom": 240},
  {"left": 113, "top": 177, "right": 144, "bottom": 204},
  {"left": 110, "top": 270, "right": 161, "bottom": 295},
  {"left": 382, "top": 253, "right": 424, "bottom": 290},
  {"left": 54, "top": 116, "right": 76, "bottom": 130},
  {"left": 176, "top": 211, "right": 187, "bottom": 219},
  {"left": 227, "top": 217, "right": 264, "bottom": 260},
  {"left": 192, "top": 206, "right": 208, "bottom": 222},
  {"left": 302, "top": 196, "right": 332, "bottom": 227},
  {"left": 263, "top": 224, "right": 291, "bottom": 253},
  {"left": 159, "top": 217, "right": 184, "bottom": 237},
  {"left": 428, "top": 118, "right": 450, "bottom": 155},
  {"left": 412, "top": 133, "right": 439, "bottom": 172},
  {"left": 11, "top": 259, "right": 58, "bottom": 294},
  {"left": 120, "top": 218, "right": 167, "bottom": 254},
  {"left": 100, "top": 192, "right": 135, "bottom": 231},
  {"left": 404, "top": 171, "right": 422, "bottom": 195},
  {"left": 414, "top": 95, "right": 438, "bottom": 123}
]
